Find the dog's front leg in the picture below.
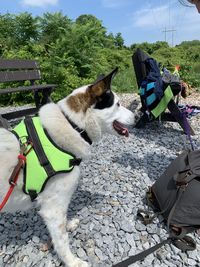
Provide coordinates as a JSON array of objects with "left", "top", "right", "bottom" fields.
[
  {"left": 37, "top": 169, "right": 89, "bottom": 267},
  {"left": 39, "top": 207, "right": 88, "bottom": 267}
]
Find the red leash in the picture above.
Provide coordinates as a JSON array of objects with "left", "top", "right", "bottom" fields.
[
  {"left": 0, "top": 154, "right": 26, "bottom": 211},
  {"left": 0, "top": 176, "right": 20, "bottom": 211}
]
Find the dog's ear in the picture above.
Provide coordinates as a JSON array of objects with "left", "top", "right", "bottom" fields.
[{"left": 89, "top": 67, "right": 118, "bottom": 97}]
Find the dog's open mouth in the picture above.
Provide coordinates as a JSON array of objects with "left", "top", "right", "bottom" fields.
[{"left": 113, "top": 120, "right": 129, "bottom": 137}]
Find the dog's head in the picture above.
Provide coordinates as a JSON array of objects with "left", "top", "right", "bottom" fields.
[{"left": 58, "top": 67, "right": 135, "bottom": 142}]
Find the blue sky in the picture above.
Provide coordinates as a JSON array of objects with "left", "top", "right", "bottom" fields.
[{"left": 0, "top": 0, "right": 199, "bottom": 46}]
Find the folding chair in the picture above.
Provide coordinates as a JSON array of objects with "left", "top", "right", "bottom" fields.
[{"left": 132, "top": 48, "right": 195, "bottom": 135}]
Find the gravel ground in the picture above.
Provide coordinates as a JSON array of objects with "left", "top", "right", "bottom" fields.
[{"left": 1, "top": 92, "right": 200, "bottom": 267}]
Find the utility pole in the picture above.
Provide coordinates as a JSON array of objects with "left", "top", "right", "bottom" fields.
[{"left": 162, "top": 27, "right": 176, "bottom": 47}]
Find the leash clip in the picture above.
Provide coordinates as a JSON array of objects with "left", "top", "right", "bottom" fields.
[
  {"left": 18, "top": 154, "right": 26, "bottom": 163},
  {"left": 9, "top": 180, "right": 17, "bottom": 186}
]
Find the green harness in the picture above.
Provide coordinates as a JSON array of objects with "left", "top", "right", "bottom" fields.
[{"left": 13, "top": 117, "right": 81, "bottom": 200}]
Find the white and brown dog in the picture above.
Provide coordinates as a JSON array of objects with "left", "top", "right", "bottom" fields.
[{"left": 0, "top": 68, "right": 136, "bottom": 267}]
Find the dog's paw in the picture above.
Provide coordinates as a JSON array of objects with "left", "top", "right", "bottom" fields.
[
  {"left": 67, "top": 218, "right": 80, "bottom": 231},
  {"left": 70, "top": 257, "right": 89, "bottom": 267}
]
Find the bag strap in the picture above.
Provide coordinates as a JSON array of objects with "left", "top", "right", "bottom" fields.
[
  {"left": 116, "top": 183, "right": 196, "bottom": 267},
  {"left": 175, "top": 171, "right": 197, "bottom": 187},
  {"left": 182, "top": 111, "right": 195, "bottom": 151},
  {"left": 172, "top": 235, "right": 196, "bottom": 252},
  {"left": 112, "top": 238, "right": 171, "bottom": 267},
  {"left": 112, "top": 232, "right": 196, "bottom": 267},
  {"left": 167, "top": 184, "right": 186, "bottom": 229},
  {"left": 166, "top": 184, "right": 197, "bottom": 252}
]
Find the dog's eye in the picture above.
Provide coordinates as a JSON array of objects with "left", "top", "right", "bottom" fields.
[{"left": 117, "top": 102, "right": 120, "bottom": 107}]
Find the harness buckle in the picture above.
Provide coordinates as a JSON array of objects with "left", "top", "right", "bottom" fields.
[
  {"left": 69, "top": 158, "right": 82, "bottom": 167},
  {"left": 9, "top": 180, "right": 17, "bottom": 186}
]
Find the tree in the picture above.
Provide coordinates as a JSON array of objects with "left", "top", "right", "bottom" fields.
[
  {"left": 39, "top": 12, "right": 72, "bottom": 44},
  {"left": 55, "top": 15, "right": 113, "bottom": 76},
  {"left": 0, "top": 14, "right": 15, "bottom": 51},
  {"left": 114, "top": 33, "right": 124, "bottom": 48},
  {"left": 132, "top": 42, "right": 154, "bottom": 55},
  {"left": 177, "top": 40, "right": 200, "bottom": 47},
  {"left": 75, "top": 14, "right": 113, "bottom": 49},
  {"left": 76, "top": 14, "right": 101, "bottom": 25},
  {"left": 152, "top": 41, "right": 169, "bottom": 51},
  {"left": 14, "top": 13, "right": 38, "bottom": 45}
]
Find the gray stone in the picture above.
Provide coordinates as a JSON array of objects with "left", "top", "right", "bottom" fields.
[
  {"left": 1, "top": 99, "right": 200, "bottom": 267},
  {"left": 76, "top": 248, "right": 87, "bottom": 259},
  {"left": 188, "top": 258, "right": 197, "bottom": 266},
  {"left": 135, "top": 222, "right": 146, "bottom": 232},
  {"left": 32, "top": 236, "right": 40, "bottom": 244},
  {"left": 125, "top": 233, "right": 136, "bottom": 247},
  {"left": 120, "top": 219, "right": 135, "bottom": 233},
  {"left": 95, "top": 248, "right": 104, "bottom": 261}
]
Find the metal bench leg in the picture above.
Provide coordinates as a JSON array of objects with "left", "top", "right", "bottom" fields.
[
  {"left": 0, "top": 115, "right": 10, "bottom": 129},
  {"left": 41, "top": 88, "right": 53, "bottom": 106}
]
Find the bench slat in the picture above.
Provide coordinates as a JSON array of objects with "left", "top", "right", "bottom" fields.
[
  {"left": 1, "top": 107, "right": 38, "bottom": 120},
  {"left": 0, "top": 59, "right": 39, "bottom": 70},
  {"left": 0, "top": 59, "right": 57, "bottom": 126},
  {"left": 0, "top": 70, "right": 41, "bottom": 83},
  {"left": 0, "top": 84, "right": 57, "bottom": 94}
]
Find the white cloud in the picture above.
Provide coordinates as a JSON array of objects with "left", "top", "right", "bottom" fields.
[
  {"left": 129, "top": 3, "right": 200, "bottom": 44},
  {"left": 175, "top": 10, "right": 200, "bottom": 43},
  {"left": 21, "top": 0, "right": 58, "bottom": 7},
  {"left": 132, "top": 5, "right": 171, "bottom": 29}
]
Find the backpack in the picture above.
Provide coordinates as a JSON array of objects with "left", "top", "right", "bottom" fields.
[
  {"left": 113, "top": 149, "right": 200, "bottom": 267},
  {"left": 149, "top": 149, "right": 200, "bottom": 232}
]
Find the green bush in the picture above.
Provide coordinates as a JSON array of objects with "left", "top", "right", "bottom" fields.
[{"left": 0, "top": 12, "right": 199, "bottom": 107}]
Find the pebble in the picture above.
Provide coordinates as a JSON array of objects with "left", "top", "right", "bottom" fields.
[
  {"left": 76, "top": 248, "right": 87, "bottom": 259},
  {"left": 32, "top": 236, "right": 40, "bottom": 244},
  {"left": 1, "top": 94, "right": 200, "bottom": 266}
]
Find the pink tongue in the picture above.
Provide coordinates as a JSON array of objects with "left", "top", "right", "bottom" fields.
[{"left": 113, "top": 120, "right": 129, "bottom": 137}]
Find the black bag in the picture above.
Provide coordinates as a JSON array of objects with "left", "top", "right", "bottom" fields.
[
  {"left": 149, "top": 149, "right": 200, "bottom": 232},
  {"left": 113, "top": 150, "right": 200, "bottom": 267},
  {"left": 170, "top": 81, "right": 182, "bottom": 96}
]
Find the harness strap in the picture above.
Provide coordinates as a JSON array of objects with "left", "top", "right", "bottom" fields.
[
  {"left": 69, "top": 158, "right": 82, "bottom": 167},
  {"left": 64, "top": 115, "right": 92, "bottom": 145},
  {"left": 24, "top": 117, "right": 56, "bottom": 177}
]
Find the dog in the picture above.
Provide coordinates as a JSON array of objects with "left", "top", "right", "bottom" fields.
[{"left": 0, "top": 67, "right": 136, "bottom": 267}]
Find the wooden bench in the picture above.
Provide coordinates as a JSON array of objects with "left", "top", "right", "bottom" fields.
[{"left": 0, "top": 59, "right": 57, "bottom": 128}]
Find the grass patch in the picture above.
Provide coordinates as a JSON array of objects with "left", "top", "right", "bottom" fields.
[{"left": 112, "top": 67, "right": 138, "bottom": 93}]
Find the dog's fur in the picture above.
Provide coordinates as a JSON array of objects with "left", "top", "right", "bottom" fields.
[{"left": 0, "top": 68, "right": 136, "bottom": 267}]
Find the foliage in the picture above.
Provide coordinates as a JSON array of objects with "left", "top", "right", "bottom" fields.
[
  {"left": 131, "top": 41, "right": 169, "bottom": 55},
  {"left": 112, "top": 66, "right": 137, "bottom": 93},
  {"left": 38, "top": 12, "right": 72, "bottom": 45},
  {"left": 0, "top": 12, "right": 199, "bottom": 106}
]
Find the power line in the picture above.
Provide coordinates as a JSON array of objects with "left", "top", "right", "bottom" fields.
[
  {"left": 162, "top": 27, "right": 176, "bottom": 46},
  {"left": 162, "top": 0, "right": 176, "bottom": 46}
]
